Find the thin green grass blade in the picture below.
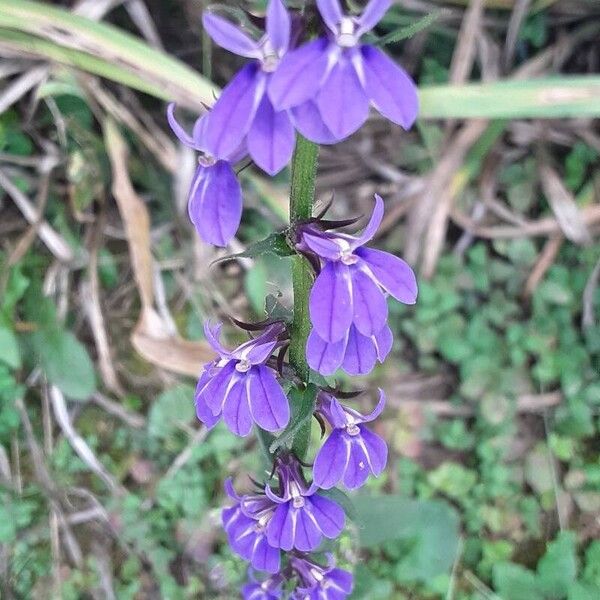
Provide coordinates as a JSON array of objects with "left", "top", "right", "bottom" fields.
[
  {"left": 0, "top": 0, "right": 216, "bottom": 110},
  {"left": 419, "top": 77, "right": 600, "bottom": 119}
]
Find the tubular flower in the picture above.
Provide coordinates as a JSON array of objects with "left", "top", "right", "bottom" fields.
[
  {"left": 298, "top": 195, "right": 417, "bottom": 372},
  {"left": 306, "top": 322, "right": 393, "bottom": 376},
  {"left": 167, "top": 105, "right": 244, "bottom": 247},
  {"left": 290, "top": 554, "right": 354, "bottom": 600},
  {"left": 265, "top": 454, "right": 345, "bottom": 552},
  {"left": 195, "top": 322, "right": 290, "bottom": 436},
  {"left": 269, "top": 0, "right": 419, "bottom": 140},
  {"left": 222, "top": 480, "right": 281, "bottom": 574},
  {"left": 313, "top": 391, "right": 387, "bottom": 490},
  {"left": 202, "top": 0, "right": 297, "bottom": 175}
]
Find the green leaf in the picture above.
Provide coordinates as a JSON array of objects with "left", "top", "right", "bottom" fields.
[
  {"left": 212, "top": 232, "right": 294, "bottom": 266},
  {"left": 30, "top": 328, "right": 96, "bottom": 401},
  {"left": 376, "top": 11, "right": 445, "bottom": 46},
  {"left": 353, "top": 494, "right": 460, "bottom": 582},
  {"left": 148, "top": 384, "right": 195, "bottom": 439},
  {"left": 270, "top": 384, "right": 317, "bottom": 456},
  {"left": 493, "top": 563, "right": 545, "bottom": 600},
  {"left": 0, "top": 324, "right": 21, "bottom": 369},
  {"left": 245, "top": 262, "right": 268, "bottom": 314},
  {"left": 537, "top": 532, "right": 578, "bottom": 598}
]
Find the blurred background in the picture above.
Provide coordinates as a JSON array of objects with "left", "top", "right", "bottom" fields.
[{"left": 0, "top": 0, "right": 599, "bottom": 598}]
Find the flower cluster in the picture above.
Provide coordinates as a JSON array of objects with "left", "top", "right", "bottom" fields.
[
  {"left": 170, "top": 0, "right": 420, "bottom": 597},
  {"left": 298, "top": 195, "right": 418, "bottom": 376},
  {"left": 169, "top": 0, "right": 418, "bottom": 246}
]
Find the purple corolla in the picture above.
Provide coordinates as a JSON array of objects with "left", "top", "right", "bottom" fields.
[
  {"left": 222, "top": 479, "right": 281, "bottom": 573},
  {"left": 202, "top": 0, "right": 297, "bottom": 175},
  {"left": 242, "top": 570, "right": 284, "bottom": 600},
  {"left": 313, "top": 391, "right": 387, "bottom": 490},
  {"left": 167, "top": 105, "right": 245, "bottom": 247},
  {"left": 265, "top": 454, "right": 345, "bottom": 552},
  {"left": 269, "top": 0, "right": 419, "bottom": 140},
  {"left": 291, "top": 554, "right": 353, "bottom": 600},
  {"left": 195, "top": 322, "right": 290, "bottom": 436},
  {"left": 298, "top": 195, "right": 417, "bottom": 374}
]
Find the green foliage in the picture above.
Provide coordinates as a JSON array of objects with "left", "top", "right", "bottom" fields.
[
  {"left": 353, "top": 494, "right": 460, "bottom": 583},
  {"left": 148, "top": 384, "right": 196, "bottom": 440}
]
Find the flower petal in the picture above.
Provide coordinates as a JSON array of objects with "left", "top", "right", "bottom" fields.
[
  {"left": 302, "top": 231, "right": 342, "bottom": 260},
  {"left": 317, "top": 54, "right": 370, "bottom": 140},
  {"left": 350, "top": 194, "right": 384, "bottom": 248},
  {"left": 188, "top": 161, "right": 242, "bottom": 247},
  {"left": 195, "top": 370, "right": 221, "bottom": 428},
  {"left": 357, "top": 0, "right": 391, "bottom": 35},
  {"left": 203, "top": 321, "right": 230, "bottom": 357},
  {"left": 327, "top": 569, "right": 354, "bottom": 595},
  {"left": 240, "top": 340, "right": 278, "bottom": 365},
  {"left": 344, "top": 439, "right": 371, "bottom": 489},
  {"left": 360, "top": 44, "right": 419, "bottom": 129},
  {"left": 361, "top": 389, "right": 386, "bottom": 422},
  {"left": 313, "top": 429, "right": 350, "bottom": 489},
  {"left": 267, "top": 503, "right": 294, "bottom": 551},
  {"left": 247, "top": 95, "right": 295, "bottom": 175},
  {"left": 291, "top": 100, "right": 339, "bottom": 145},
  {"left": 247, "top": 366, "right": 290, "bottom": 432},
  {"left": 294, "top": 507, "right": 323, "bottom": 551},
  {"left": 351, "top": 267, "right": 388, "bottom": 337},
  {"left": 309, "top": 261, "right": 353, "bottom": 343},
  {"left": 341, "top": 325, "right": 377, "bottom": 375},
  {"left": 268, "top": 38, "right": 333, "bottom": 110},
  {"left": 167, "top": 103, "right": 201, "bottom": 149},
  {"left": 204, "top": 64, "right": 266, "bottom": 159},
  {"left": 373, "top": 324, "right": 393, "bottom": 361},
  {"left": 202, "top": 12, "right": 260, "bottom": 58},
  {"left": 306, "top": 329, "right": 346, "bottom": 376},
  {"left": 356, "top": 247, "right": 418, "bottom": 304},
  {"left": 266, "top": 0, "right": 291, "bottom": 54},
  {"left": 198, "top": 360, "right": 237, "bottom": 414},
  {"left": 316, "top": 0, "right": 343, "bottom": 31},
  {"left": 223, "top": 379, "right": 253, "bottom": 436},
  {"left": 359, "top": 426, "right": 388, "bottom": 475},
  {"left": 251, "top": 536, "right": 281, "bottom": 574},
  {"left": 308, "top": 494, "right": 345, "bottom": 538}
]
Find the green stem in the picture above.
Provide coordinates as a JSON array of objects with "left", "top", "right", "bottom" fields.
[
  {"left": 289, "top": 135, "right": 319, "bottom": 382},
  {"left": 288, "top": 135, "right": 319, "bottom": 458}
]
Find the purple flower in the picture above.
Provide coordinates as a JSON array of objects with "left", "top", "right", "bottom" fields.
[
  {"left": 300, "top": 195, "right": 417, "bottom": 352},
  {"left": 167, "top": 105, "right": 244, "bottom": 247},
  {"left": 265, "top": 455, "right": 345, "bottom": 552},
  {"left": 242, "top": 570, "right": 283, "bottom": 600},
  {"left": 202, "top": 0, "right": 296, "bottom": 175},
  {"left": 269, "top": 0, "right": 419, "bottom": 140},
  {"left": 195, "top": 322, "right": 290, "bottom": 436},
  {"left": 291, "top": 554, "right": 353, "bottom": 600},
  {"left": 313, "top": 391, "right": 387, "bottom": 490},
  {"left": 306, "top": 323, "right": 392, "bottom": 376},
  {"left": 222, "top": 480, "right": 281, "bottom": 573}
]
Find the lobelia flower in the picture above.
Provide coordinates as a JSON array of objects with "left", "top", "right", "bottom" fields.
[
  {"left": 265, "top": 454, "right": 345, "bottom": 552},
  {"left": 167, "top": 104, "right": 245, "bottom": 247},
  {"left": 202, "top": 0, "right": 297, "bottom": 176},
  {"left": 290, "top": 554, "right": 353, "bottom": 600},
  {"left": 242, "top": 570, "right": 284, "bottom": 600},
  {"left": 269, "top": 0, "right": 419, "bottom": 140},
  {"left": 297, "top": 195, "right": 417, "bottom": 374},
  {"left": 195, "top": 322, "right": 290, "bottom": 436},
  {"left": 313, "top": 391, "right": 387, "bottom": 490},
  {"left": 306, "top": 322, "right": 393, "bottom": 376},
  {"left": 222, "top": 479, "right": 281, "bottom": 573}
]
